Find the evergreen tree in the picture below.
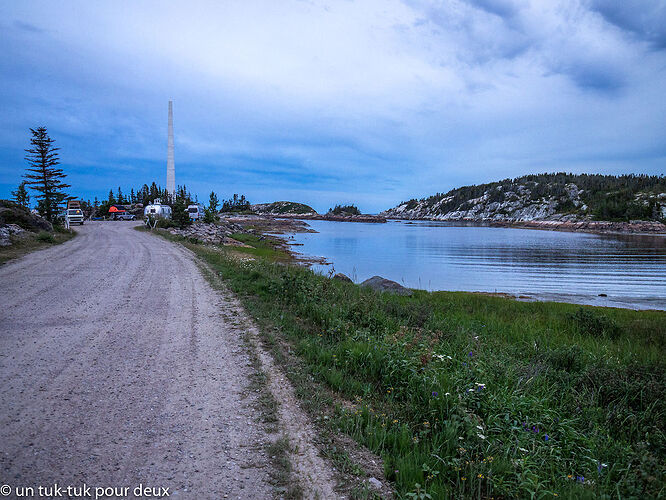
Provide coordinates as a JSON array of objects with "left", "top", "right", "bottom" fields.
[
  {"left": 108, "top": 189, "right": 116, "bottom": 204},
  {"left": 208, "top": 191, "right": 219, "bottom": 212},
  {"left": 23, "top": 127, "right": 70, "bottom": 222},
  {"left": 12, "top": 181, "right": 30, "bottom": 209},
  {"left": 171, "top": 198, "right": 191, "bottom": 229},
  {"left": 130, "top": 188, "right": 135, "bottom": 204},
  {"left": 117, "top": 186, "right": 124, "bottom": 204}
]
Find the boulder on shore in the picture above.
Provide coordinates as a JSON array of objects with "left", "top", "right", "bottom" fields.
[
  {"left": 333, "top": 273, "right": 353, "bottom": 283},
  {"left": 360, "top": 276, "right": 413, "bottom": 296}
]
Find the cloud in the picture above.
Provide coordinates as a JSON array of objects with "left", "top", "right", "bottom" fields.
[
  {"left": 589, "top": 0, "right": 666, "bottom": 49},
  {"left": 0, "top": 0, "right": 664, "bottom": 212},
  {"left": 13, "top": 20, "right": 44, "bottom": 33}
]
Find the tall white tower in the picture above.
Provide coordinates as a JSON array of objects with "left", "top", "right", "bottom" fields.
[{"left": 166, "top": 100, "right": 175, "bottom": 197}]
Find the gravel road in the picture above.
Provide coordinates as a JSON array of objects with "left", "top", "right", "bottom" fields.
[{"left": 0, "top": 222, "right": 275, "bottom": 499}]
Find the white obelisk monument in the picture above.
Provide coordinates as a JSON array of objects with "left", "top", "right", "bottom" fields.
[{"left": 166, "top": 100, "right": 175, "bottom": 197}]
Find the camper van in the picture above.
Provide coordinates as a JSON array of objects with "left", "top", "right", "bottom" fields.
[
  {"left": 187, "top": 204, "right": 206, "bottom": 221},
  {"left": 66, "top": 200, "right": 84, "bottom": 225},
  {"left": 143, "top": 199, "right": 172, "bottom": 219}
]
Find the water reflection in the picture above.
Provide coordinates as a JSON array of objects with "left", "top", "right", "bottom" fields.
[{"left": 289, "top": 220, "right": 666, "bottom": 309}]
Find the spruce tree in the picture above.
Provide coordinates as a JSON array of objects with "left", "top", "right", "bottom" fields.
[
  {"left": 12, "top": 181, "right": 30, "bottom": 210},
  {"left": 208, "top": 191, "right": 219, "bottom": 212},
  {"left": 23, "top": 127, "right": 70, "bottom": 222}
]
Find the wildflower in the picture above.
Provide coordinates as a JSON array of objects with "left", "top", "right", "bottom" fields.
[
  {"left": 478, "top": 474, "right": 484, "bottom": 478},
  {"left": 392, "top": 419, "right": 398, "bottom": 424},
  {"left": 445, "top": 392, "right": 451, "bottom": 396},
  {"left": 567, "top": 475, "right": 572, "bottom": 479},
  {"left": 469, "top": 351, "right": 473, "bottom": 357},
  {"left": 461, "top": 477, "right": 467, "bottom": 481},
  {"left": 476, "top": 425, "right": 483, "bottom": 431},
  {"left": 477, "top": 433, "right": 486, "bottom": 440},
  {"left": 432, "top": 391, "right": 438, "bottom": 397}
]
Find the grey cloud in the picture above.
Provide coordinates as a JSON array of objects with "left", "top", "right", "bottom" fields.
[
  {"left": 464, "top": 0, "right": 520, "bottom": 20},
  {"left": 13, "top": 20, "right": 44, "bottom": 33},
  {"left": 551, "top": 60, "right": 625, "bottom": 93},
  {"left": 590, "top": 0, "right": 666, "bottom": 49}
]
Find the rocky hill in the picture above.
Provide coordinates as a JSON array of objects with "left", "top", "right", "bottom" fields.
[
  {"left": 382, "top": 173, "right": 666, "bottom": 223},
  {"left": 250, "top": 201, "right": 317, "bottom": 215}
]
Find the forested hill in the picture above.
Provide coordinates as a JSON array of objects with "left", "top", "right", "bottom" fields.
[{"left": 381, "top": 173, "right": 666, "bottom": 222}]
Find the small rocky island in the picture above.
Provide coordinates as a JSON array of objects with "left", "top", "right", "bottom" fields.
[{"left": 251, "top": 201, "right": 386, "bottom": 223}]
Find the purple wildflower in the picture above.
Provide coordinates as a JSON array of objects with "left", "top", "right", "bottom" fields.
[
  {"left": 545, "top": 434, "right": 549, "bottom": 441},
  {"left": 432, "top": 391, "right": 438, "bottom": 397}
]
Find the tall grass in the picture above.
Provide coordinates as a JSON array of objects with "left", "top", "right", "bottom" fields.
[{"left": 172, "top": 233, "right": 665, "bottom": 499}]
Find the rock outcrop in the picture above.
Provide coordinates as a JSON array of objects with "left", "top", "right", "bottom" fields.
[
  {"left": 380, "top": 174, "right": 666, "bottom": 232},
  {"left": 0, "top": 224, "right": 27, "bottom": 246},
  {"left": 0, "top": 200, "right": 53, "bottom": 232},
  {"left": 167, "top": 222, "right": 249, "bottom": 246},
  {"left": 360, "top": 276, "right": 413, "bottom": 296}
]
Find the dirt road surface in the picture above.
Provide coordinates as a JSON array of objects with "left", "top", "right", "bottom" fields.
[{"left": 0, "top": 222, "right": 276, "bottom": 499}]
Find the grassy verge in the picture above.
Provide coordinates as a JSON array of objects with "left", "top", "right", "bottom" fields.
[
  {"left": 143, "top": 226, "right": 665, "bottom": 499},
  {"left": 0, "top": 227, "right": 76, "bottom": 264}
]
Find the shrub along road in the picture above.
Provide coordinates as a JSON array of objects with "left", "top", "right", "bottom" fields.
[{"left": 0, "top": 221, "right": 330, "bottom": 499}]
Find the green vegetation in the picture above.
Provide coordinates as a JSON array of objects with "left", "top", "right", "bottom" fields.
[
  {"left": 11, "top": 181, "right": 30, "bottom": 210},
  {"left": 0, "top": 225, "right": 75, "bottom": 264},
  {"left": 330, "top": 204, "right": 361, "bottom": 216},
  {"left": 400, "top": 173, "right": 666, "bottom": 222},
  {"left": 203, "top": 191, "right": 220, "bottom": 223},
  {"left": 220, "top": 193, "right": 251, "bottom": 213},
  {"left": 147, "top": 230, "right": 665, "bottom": 499}
]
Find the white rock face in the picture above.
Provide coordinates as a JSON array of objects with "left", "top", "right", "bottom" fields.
[
  {"left": 384, "top": 183, "right": 666, "bottom": 223},
  {"left": 382, "top": 182, "right": 589, "bottom": 221}
]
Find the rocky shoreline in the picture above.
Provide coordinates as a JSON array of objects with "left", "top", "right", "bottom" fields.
[
  {"left": 489, "top": 219, "right": 666, "bottom": 234},
  {"left": 386, "top": 217, "right": 666, "bottom": 235},
  {"left": 263, "top": 213, "right": 387, "bottom": 223}
]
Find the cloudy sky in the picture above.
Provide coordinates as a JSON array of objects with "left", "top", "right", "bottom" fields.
[{"left": 1, "top": 0, "right": 665, "bottom": 212}]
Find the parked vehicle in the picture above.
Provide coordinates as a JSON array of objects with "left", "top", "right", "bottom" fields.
[
  {"left": 143, "top": 200, "right": 172, "bottom": 219},
  {"left": 66, "top": 208, "right": 84, "bottom": 225},
  {"left": 113, "top": 212, "right": 136, "bottom": 221},
  {"left": 187, "top": 204, "right": 206, "bottom": 221}
]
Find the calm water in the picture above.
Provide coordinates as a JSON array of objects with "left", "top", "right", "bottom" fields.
[{"left": 287, "top": 220, "right": 666, "bottom": 310}]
